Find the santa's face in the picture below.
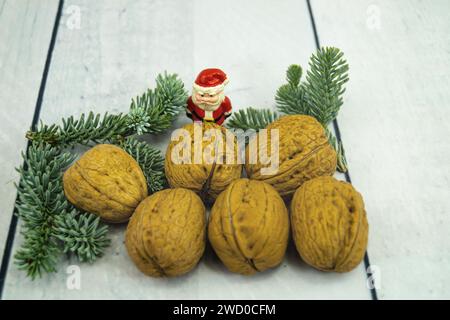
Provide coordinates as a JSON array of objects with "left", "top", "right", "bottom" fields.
[{"left": 192, "top": 89, "right": 225, "bottom": 111}]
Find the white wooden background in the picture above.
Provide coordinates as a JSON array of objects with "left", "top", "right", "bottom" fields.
[{"left": 0, "top": 0, "right": 449, "bottom": 299}]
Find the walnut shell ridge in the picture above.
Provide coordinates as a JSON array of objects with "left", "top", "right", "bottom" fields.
[
  {"left": 245, "top": 115, "right": 337, "bottom": 198},
  {"left": 63, "top": 144, "right": 148, "bottom": 223},
  {"left": 291, "top": 176, "right": 369, "bottom": 272},
  {"left": 125, "top": 188, "right": 206, "bottom": 277},
  {"left": 165, "top": 122, "right": 242, "bottom": 200},
  {"left": 208, "top": 178, "right": 289, "bottom": 275}
]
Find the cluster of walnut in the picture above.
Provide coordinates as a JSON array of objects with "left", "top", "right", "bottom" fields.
[{"left": 62, "top": 115, "right": 368, "bottom": 277}]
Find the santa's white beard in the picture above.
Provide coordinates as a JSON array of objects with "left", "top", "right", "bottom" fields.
[{"left": 192, "top": 91, "right": 225, "bottom": 111}]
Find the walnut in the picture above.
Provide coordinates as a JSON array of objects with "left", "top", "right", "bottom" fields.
[
  {"left": 291, "top": 176, "right": 368, "bottom": 272},
  {"left": 125, "top": 188, "right": 206, "bottom": 277},
  {"left": 245, "top": 115, "right": 337, "bottom": 198},
  {"left": 63, "top": 144, "right": 147, "bottom": 223},
  {"left": 165, "top": 122, "right": 242, "bottom": 200},
  {"left": 208, "top": 178, "right": 289, "bottom": 275}
]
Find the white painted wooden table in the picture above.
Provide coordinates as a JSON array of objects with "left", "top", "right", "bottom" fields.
[{"left": 0, "top": 0, "right": 449, "bottom": 300}]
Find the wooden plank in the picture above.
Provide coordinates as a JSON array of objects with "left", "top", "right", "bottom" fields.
[
  {"left": 311, "top": 0, "right": 450, "bottom": 299},
  {"left": 3, "top": 0, "right": 371, "bottom": 299},
  {"left": 0, "top": 0, "right": 59, "bottom": 271}
]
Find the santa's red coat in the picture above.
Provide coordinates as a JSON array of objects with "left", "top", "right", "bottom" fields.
[{"left": 186, "top": 96, "right": 232, "bottom": 125}]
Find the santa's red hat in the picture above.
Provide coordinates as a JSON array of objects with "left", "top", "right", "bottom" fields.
[{"left": 193, "top": 68, "right": 229, "bottom": 94}]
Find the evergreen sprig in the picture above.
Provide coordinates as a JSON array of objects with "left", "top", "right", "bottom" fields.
[
  {"left": 325, "top": 127, "right": 348, "bottom": 173},
  {"left": 275, "top": 65, "right": 308, "bottom": 115},
  {"left": 26, "top": 73, "right": 188, "bottom": 146},
  {"left": 304, "top": 47, "right": 349, "bottom": 125},
  {"left": 119, "top": 137, "right": 166, "bottom": 193},
  {"left": 275, "top": 48, "right": 349, "bottom": 125},
  {"left": 54, "top": 211, "right": 110, "bottom": 263},
  {"left": 26, "top": 113, "right": 130, "bottom": 147},
  {"left": 227, "top": 107, "right": 279, "bottom": 131},
  {"left": 14, "top": 143, "right": 110, "bottom": 279},
  {"left": 128, "top": 73, "right": 188, "bottom": 135}
]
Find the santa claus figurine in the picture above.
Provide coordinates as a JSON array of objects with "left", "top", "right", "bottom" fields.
[{"left": 186, "top": 68, "right": 232, "bottom": 125}]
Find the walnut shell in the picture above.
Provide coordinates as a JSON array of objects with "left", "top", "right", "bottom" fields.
[
  {"left": 63, "top": 144, "right": 147, "bottom": 223},
  {"left": 291, "top": 176, "right": 368, "bottom": 272},
  {"left": 245, "top": 115, "right": 337, "bottom": 198},
  {"left": 208, "top": 178, "right": 289, "bottom": 275},
  {"left": 165, "top": 122, "right": 242, "bottom": 200},
  {"left": 125, "top": 188, "right": 206, "bottom": 277}
]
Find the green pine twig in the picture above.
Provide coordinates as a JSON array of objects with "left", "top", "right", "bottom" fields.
[
  {"left": 54, "top": 211, "right": 110, "bottom": 263},
  {"left": 275, "top": 48, "right": 349, "bottom": 126},
  {"left": 14, "top": 143, "right": 110, "bottom": 279},
  {"left": 227, "top": 107, "right": 279, "bottom": 131},
  {"left": 304, "top": 47, "right": 349, "bottom": 126},
  {"left": 119, "top": 137, "right": 166, "bottom": 193},
  {"left": 26, "top": 112, "right": 130, "bottom": 147},
  {"left": 275, "top": 65, "right": 309, "bottom": 115},
  {"left": 128, "top": 73, "right": 188, "bottom": 135},
  {"left": 14, "top": 143, "right": 74, "bottom": 278},
  {"left": 304, "top": 47, "right": 349, "bottom": 172},
  {"left": 325, "top": 127, "right": 348, "bottom": 172},
  {"left": 26, "top": 73, "right": 188, "bottom": 147}
]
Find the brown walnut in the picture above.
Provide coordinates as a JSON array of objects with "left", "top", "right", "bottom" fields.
[
  {"left": 245, "top": 115, "right": 337, "bottom": 198},
  {"left": 63, "top": 144, "right": 147, "bottom": 223},
  {"left": 208, "top": 178, "right": 289, "bottom": 275},
  {"left": 291, "top": 176, "right": 369, "bottom": 272},
  {"left": 165, "top": 122, "right": 242, "bottom": 200},
  {"left": 125, "top": 188, "right": 206, "bottom": 277}
]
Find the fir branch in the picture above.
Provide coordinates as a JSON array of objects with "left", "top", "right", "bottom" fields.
[
  {"left": 119, "top": 137, "right": 166, "bottom": 193},
  {"left": 304, "top": 47, "right": 349, "bottom": 125},
  {"left": 54, "top": 211, "right": 110, "bottom": 263},
  {"left": 26, "top": 73, "right": 188, "bottom": 146},
  {"left": 122, "top": 72, "right": 188, "bottom": 135},
  {"left": 26, "top": 112, "right": 130, "bottom": 147},
  {"left": 155, "top": 72, "right": 189, "bottom": 115},
  {"left": 336, "top": 141, "right": 347, "bottom": 173},
  {"left": 128, "top": 89, "right": 173, "bottom": 135},
  {"left": 325, "top": 128, "right": 348, "bottom": 173},
  {"left": 286, "top": 64, "right": 302, "bottom": 87},
  {"left": 14, "top": 143, "right": 73, "bottom": 278},
  {"left": 275, "top": 48, "right": 349, "bottom": 126},
  {"left": 275, "top": 65, "right": 308, "bottom": 115},
  {"left": 14, "top": 235, "right": 60, "bottom": 279},
  {"left": 25, "top": 123, "right": 59, "bottom": 145},
  {"left": 14, "top": 143, "right": 110, "bottom": 278},
  {"left": 227, "top": 107, "right": 279, "bottom": 131}
]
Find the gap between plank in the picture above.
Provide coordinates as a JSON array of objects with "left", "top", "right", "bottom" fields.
[
  {"left": 306, "top": 0, "right": 379, "bottom": 300},
  {"left": 0, "top": 0, "right": 65, "bottom": 299}
]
